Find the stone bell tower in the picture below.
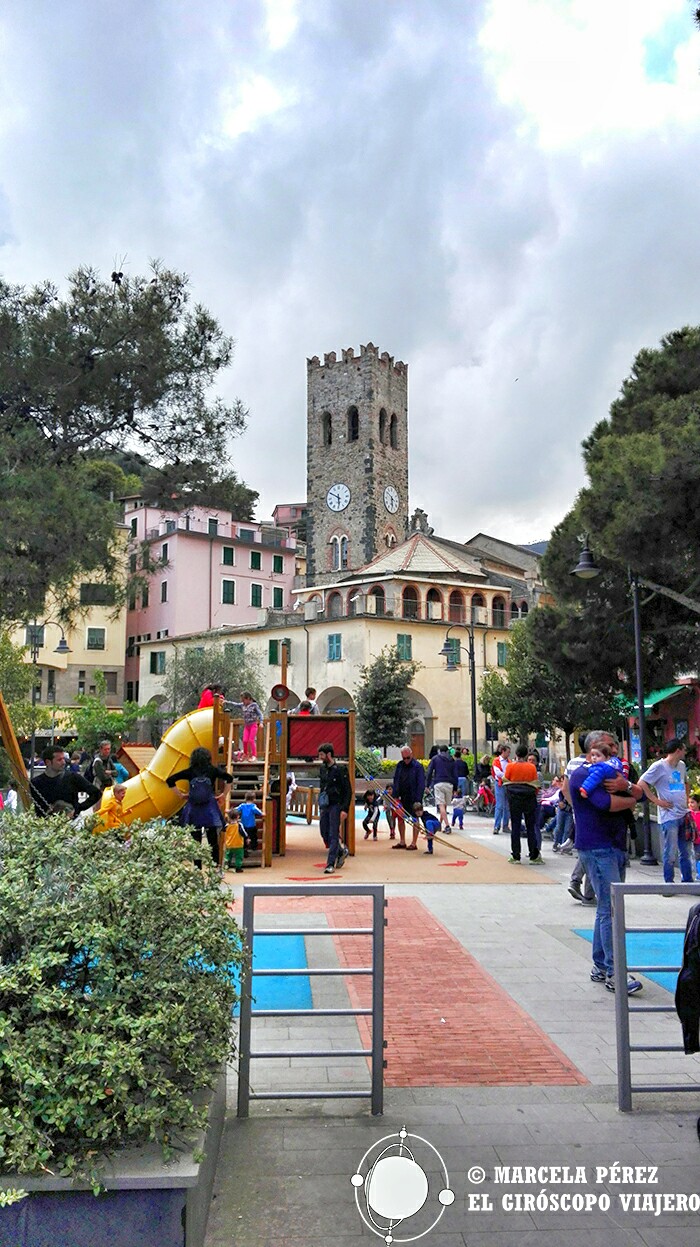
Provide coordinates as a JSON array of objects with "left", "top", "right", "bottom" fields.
[{"left": 305, "top": 343, "right": 409, "bottom": 584}]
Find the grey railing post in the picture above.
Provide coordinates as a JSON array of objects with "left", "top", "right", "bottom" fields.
[
  {"left": 236, "top": 886, "right": 255, "bottom": 1118},
  {"left": 611, "top": 884, "right": 632, "bottom": 1112},
  {"left": 371, "top": 890, "right": 386, "bottom": 1115}
]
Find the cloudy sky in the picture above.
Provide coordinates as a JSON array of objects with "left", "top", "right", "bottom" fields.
[{"left": 1, "top": 0, "right": 700, "bottom": 544}]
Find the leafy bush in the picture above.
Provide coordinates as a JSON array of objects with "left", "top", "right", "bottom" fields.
[
  {"left": 0, "top": 813, "right": 242, "bottom": 1184},
  {"left": 355, "top": 746, "right": 382, "bottom": 777}
]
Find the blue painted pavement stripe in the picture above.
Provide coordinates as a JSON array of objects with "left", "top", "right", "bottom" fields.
[{"left": 574, "top": 928, "right": 683, "bottom": 992}]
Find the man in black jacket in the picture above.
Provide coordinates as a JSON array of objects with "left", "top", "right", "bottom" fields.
[
  {"left": 318, "top": 743, "right": 352, "bottom": 874},
  {"left": 32, "top": 746, "right": 102, "bottom": 818}
]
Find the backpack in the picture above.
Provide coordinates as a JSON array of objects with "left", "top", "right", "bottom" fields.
[
  {"left": 84, "top": 758, "right": 96, "bottom": 784},
  {"left": 189, "top": 774, "right": 214, "bottom": 806}
]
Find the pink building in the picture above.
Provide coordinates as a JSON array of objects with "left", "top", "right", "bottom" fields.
[{"left": 123, "top": 499, "right": 297, "bottom": 701}]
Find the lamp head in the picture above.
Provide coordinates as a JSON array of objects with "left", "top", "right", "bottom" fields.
[
  {"left": 570, "top": 539, "right": 601, "bottom": 580},
  {"left": 54, "top": 636, "right": 71, "bottom": 655}
]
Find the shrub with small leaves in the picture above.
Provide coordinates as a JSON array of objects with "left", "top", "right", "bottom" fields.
[{"left": 0, "top": 813, "right": 242, "bottom": 1184}]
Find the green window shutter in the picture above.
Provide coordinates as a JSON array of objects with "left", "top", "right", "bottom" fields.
[
  {"left": 328, "top": 633, "right": 342, "bottom": 661},
  {"left": 497, "top": 642, "right": 509, "bottom": 667},
  {"left": 397, "top": 633, "right": 412, "bottom": 660},
  {"left": 273, "top": 554, "right": 283, "bottom": 574},
  {"left": 269, "top": 639, "right": 279, "bottom": 665},
  {"left": 446, "top": 637, "right": 460, "bottom": 665},
  {"left": 251, "top": 584, "right": 262, "bottom": 608},
  {"left": 222, "top": 580, "right": 235, "bottom": 605},
  {"left": 222, "top": 546, "right": 234, "bottom": 566},
  {"left": 224, "top": 642, "right": 244, "bottom": 658},
  {"left": 273, "top": 587, "right": 284, "bottom": 610},
  {"left": 250, "top": 550, "right": 261, "bottom": 570}
]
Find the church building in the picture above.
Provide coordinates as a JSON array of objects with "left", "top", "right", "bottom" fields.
[{"left": 136, "top": 342, "right": 548, "bottom": 756}]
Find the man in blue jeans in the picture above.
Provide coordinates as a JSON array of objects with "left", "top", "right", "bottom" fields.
[
  {"left": 569, "top": 730, "right": 643, "bottom": 995},
  {"left": 318, "top": 743, "right": 353, "bottom": 875}
]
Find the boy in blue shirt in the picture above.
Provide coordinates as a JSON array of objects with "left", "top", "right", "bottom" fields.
[
  {"left": 414, "top": 802, "right": 440, "bottom": 855},
  {"left": 230, "top": 792, "right": 264, "bottom": 852}
]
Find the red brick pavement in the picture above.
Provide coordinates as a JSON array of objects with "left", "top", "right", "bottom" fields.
[{"left": 242, "top": 895, "right": 587, "bottom": 1088}]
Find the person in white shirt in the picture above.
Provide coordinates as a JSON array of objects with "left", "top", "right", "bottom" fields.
[
  {"left": 491, "top": 744, "right": 511, "bottom": 835},
  {"left": 640, "top": 738, "right": 692, "bottom": 884},
  {"left": 3, "top": 781, "right": 18, "bottom": 815}
]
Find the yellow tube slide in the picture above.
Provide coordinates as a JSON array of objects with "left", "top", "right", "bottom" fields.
[{"left": 97, "top": 707, "right": 215, "bottom": 828}]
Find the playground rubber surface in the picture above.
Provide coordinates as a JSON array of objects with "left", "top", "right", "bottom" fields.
[{"left": 229, "top": 818, "right": 557, "bottom": 885}]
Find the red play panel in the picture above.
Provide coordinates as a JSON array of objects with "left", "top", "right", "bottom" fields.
[{"left": 288, "top": 716, "right": 349, "bottom": 759}]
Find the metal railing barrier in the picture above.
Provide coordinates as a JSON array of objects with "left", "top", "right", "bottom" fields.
[
  {"left": 611, "top": 881, "right": 700, "bottom": 1111},
  {"left": 236, "top": 883, "right": 386, "bottom": 1117}
]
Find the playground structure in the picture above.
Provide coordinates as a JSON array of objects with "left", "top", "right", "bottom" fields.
[{"left": 1, "top": 689, "right": 356, "bottom": 867}]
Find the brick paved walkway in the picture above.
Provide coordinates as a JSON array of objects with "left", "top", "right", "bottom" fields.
[{"left": 250, "top": 895, "right": 586, "bottom": 1088}]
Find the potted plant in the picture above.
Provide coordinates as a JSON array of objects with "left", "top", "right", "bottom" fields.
[{"left": 0, "top": 813, "right": 242, "bottom": 1247}]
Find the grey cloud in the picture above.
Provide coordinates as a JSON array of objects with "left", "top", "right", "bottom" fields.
[{"left": 1, "top": 0, "right": 698, "bottom": 547}]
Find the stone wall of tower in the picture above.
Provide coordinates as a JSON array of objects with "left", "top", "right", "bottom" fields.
[{"left": 306, "top": 343, "right": 409, "bottom": 584}]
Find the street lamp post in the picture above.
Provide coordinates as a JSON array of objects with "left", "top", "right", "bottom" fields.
[
  {"left": 570, "top": 541, "right": 656, "bottom": 864},
  {"left": 27, "top": 620, "right": 72, "bottom": 783},
  {"left": 439, "top": 619, "right": 478, "bottom": 777}
]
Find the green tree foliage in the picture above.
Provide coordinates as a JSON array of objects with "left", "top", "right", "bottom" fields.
[
  {"left": 355, "top": 645, "right": 420, "bottom": 754},
  {"left": 479, "top": 619, "right": 619, "bottom": 756},
  {"left": 0, "top": 264, "right": 249, "bottom": 623},
  {"left": 161, "top": 643, "right": 265, "bottom": 717},
  {"left": 541, "top": 326, "right": 700, "bottom": 691},
  {"left": 0, "top": 812, "right": 242, "bottom": 1183},
  {"left": 71, "top": 671, "right": 140, "bottom": 755}
]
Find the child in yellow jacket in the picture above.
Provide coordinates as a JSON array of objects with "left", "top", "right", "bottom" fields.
[{"left": 223, "top": 819, "right": 247, "bottom": 872}]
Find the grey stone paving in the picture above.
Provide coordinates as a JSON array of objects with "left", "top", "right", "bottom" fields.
[{"left": 206, "top": 814, "right": 700, "bottom": 1246}]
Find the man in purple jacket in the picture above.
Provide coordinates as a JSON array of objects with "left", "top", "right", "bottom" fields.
[{"left": 391, "top": 746, "right": 426, "bottom": 850}]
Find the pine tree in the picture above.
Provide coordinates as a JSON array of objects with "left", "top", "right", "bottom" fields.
[{"left": 355, "top": 646, "right": 420, "bottom": 755}]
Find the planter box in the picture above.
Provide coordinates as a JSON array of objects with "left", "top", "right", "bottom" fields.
[{"left": 0, "top": 1063, "right": 226, "bottom": 1247}]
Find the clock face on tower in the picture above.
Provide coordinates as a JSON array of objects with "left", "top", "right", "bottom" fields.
[
  {"left": 383, "top": 485, "right": 399, "bottom": 514},
  {"left": 326, "top": 483, "right": 351, "bottom": 512}
]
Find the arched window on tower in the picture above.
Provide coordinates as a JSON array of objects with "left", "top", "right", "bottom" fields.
[
  {"left": 471, "top": 593, "right": 485, "bottom": 624},
  {"left": 347, "top": 406, "right": 359, "bottom": 442},
  {"left": 340, "top": 536, "right": 348, "bottom": 569},
  {"left": 389, "top": 413, "right": 398, "bottom": 449},
  {"left": 426, "top": 588, "right": 443, "bottom": 621},
  {"left": 331, "top": 537, "right": 340, "bottom": 571},
  {"left": 402, "top": 586, "right": 419, "bottom": 620},
  {"left": 448, "top": 590, "right": 465, "bottom": 624},
  {"left": 511, "top": 602, "right": 520, "bottom": 624},
  {"left": 520, "top": 601, "right": 529, "bottom": 618},
  {"left": 492, "top": 596, "right": 507, "bottom": 628},
  {"left": 370, "top": 586, "right": 385, "bottom": 616},
  {"left": 322, "top": 412, "right": 332, "bottom": 447},
  {"left": 328, "top": 592, "right": 343, "bottom": 620},
  {"left": 379, "top": 408, "right": 387, "bottom": 444}
]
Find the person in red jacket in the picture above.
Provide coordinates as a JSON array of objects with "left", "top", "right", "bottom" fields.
[{"left": 198, "top": 684, "right": 223, "bottom": 709}]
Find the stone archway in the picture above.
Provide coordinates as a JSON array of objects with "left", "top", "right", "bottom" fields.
[
  {"left": 405, "top": 689, "right": 435, "bottom": 759},
  {"left": 317, "top": 686, "right": 355, "bottom": 714}
]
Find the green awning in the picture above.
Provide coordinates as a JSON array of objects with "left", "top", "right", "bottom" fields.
[
  {"left": 643, "top": 686, "right": 685, "bottom": 712},
  {"left": 615, "top": 686, "right": 686, "bottom": 715}
]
